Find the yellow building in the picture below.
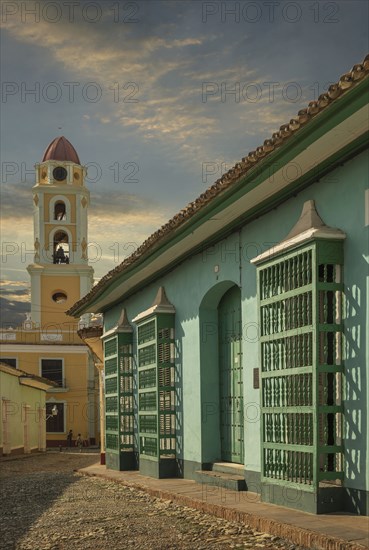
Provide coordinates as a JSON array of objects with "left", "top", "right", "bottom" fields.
[
  {"left": 0, "top": 362, "right": 56, "bottom": 455},
  {"left": 0, "top": 137, "right": 98, "bottom": 447}
]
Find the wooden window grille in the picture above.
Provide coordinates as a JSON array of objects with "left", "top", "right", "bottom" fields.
[
  {"left": 104, "top": 338, "right": 117, "bottom": 357},
  {"left": 137, "top": 315, "right": 176, "bottom": 461},
  {"left": 257, "top": 241, "right": 344, "bottom": 492},
  {"left": 104, "top": 333, "right": 135, "bottom": 457}
]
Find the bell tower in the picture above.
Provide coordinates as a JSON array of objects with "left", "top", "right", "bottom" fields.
[{"left": 27, "top": 136, "right": 94, "bottom": 328}]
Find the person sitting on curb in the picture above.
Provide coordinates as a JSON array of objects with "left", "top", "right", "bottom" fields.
[{"left": 75, "top": 433, "right": 83, "bottom": 453}]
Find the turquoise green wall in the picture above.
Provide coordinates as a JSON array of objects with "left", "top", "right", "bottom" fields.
[
  {"left": 240, "top": 149, "right": 368, "bottom": 490},
  {"left": 104, "top": 149, "right": 368, "bottom": 491}
]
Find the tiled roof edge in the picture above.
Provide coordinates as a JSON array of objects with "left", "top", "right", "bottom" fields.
[
  {"left": 0, "top": 362, "right": 58, "bottom": 386},
  {"left": 67, "top": 55, "right": 369, "bottom": 316}
]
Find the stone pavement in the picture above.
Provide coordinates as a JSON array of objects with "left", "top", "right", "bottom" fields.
[{"left": 78, "top": 463, "right": 369, "bottom": 550}]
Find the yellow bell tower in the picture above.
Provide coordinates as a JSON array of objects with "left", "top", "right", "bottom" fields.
[
  {"left": 27, "top": 136, "right": 94, "bottom": 330},
  {"left": 0, "top": 137, "right": 99, "bottom": 449}
]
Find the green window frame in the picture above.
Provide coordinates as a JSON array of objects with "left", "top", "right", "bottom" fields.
[
  {"left": 257, "top": 239, "right": 344, "bottom": 493},
  {"left": 104, "top": 336, "right": 118, "bottom": 454},
  {"left": 103, "top": 329, "right": 135, "bottom": 461},
  {"left": 137, "top": 314, "right": 176, "bottom": 461}
]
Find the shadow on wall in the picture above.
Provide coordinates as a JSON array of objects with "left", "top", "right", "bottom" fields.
[
  {"left": 175, "top": 329, "right": 184, "bottom": 476},
  {"left": 343, "top": 268, "right": 367, "bottom": 515},
  {"left": 132, "top": 352, "right": 139, "bottom": 467}
]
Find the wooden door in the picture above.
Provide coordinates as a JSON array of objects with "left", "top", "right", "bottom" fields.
[{"left": 218, "top": 286, "right": 244, "bottom": 463}]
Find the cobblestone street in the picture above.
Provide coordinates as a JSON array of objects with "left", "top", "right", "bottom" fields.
[{"left": 0, "top": 452, "right": 310, "bottom": 550}]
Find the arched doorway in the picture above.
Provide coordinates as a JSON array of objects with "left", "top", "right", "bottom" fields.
[
  {"left": 199, "top": 282, "right": 244, "bottom": 466},
  {"left": 218, "top": 286, "right": 244, "bottom": 463}
]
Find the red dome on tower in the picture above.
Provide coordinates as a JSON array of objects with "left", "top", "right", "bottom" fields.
[{"left": 42, "top": 136, "right": 80, "bottom": 164}]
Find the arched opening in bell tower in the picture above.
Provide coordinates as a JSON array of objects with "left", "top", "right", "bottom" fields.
[
  {"left": 53, "top": 231, "right": 70, "bottom": 264},
  {"left": 49, "top": 196, "right": 71, "bottom": 223},
  {"left": 54, "top": 201, "right": 66, "bottom": 221}
]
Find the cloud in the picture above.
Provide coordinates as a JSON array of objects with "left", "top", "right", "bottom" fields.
[
  {"left": 98, "top": 116, "right": 111, "bottom": 124},
  {"left": 88, "top": 198, "right": 173, "bottom": 277},
  {"left": 0, "top": 279, "right": 30, "bottom": 293},
  {"left": 0, "top": 176, "right": 166, "bottom": 219},
  {"left": 3, "top": 2, "right": 363, "bottom": 292},
  {"left": 0, "top": 12, "right": 260, "bottom": 164},
  {"left": 1, "top": 180, "right": 34, "bottom": 219},
  {"left": 0, "top": 281, "right": 30, "bottom": 328},
  {"left": 2, "top": 3, "right": 366, "bottom": 176},
  {"left": 0, "top": 296, "right": 30, "bottom": 328},
  {"left": 2, "top": 3, "right": 323, "bottom": 185},
  {"left": 0, "top": 187, "right": 172, "bottom": 279},
  {"left": 1, "top": 11, "right": 324, "bottom": 292},
  {"left": 1, "top": 288, "right": 30, "bottom": 302}
]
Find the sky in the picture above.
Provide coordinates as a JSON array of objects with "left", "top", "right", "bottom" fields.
[{"left": 0, "top": 0, "right": 368, "bottom": 326}]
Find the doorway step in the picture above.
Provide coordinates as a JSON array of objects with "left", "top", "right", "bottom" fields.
[{"left": 195, "top": 462, "right": 246, "bottom": 491}]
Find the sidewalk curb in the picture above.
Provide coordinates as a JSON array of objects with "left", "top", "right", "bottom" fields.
[{"left": 77, "top": 468, "right": 367, "bottom": 550}]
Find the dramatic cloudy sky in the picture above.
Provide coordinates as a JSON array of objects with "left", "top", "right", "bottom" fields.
[{"left": 0, "top": 0, "right": 368, "bottom": 325}]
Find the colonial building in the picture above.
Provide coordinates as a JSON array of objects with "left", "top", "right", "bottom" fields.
[
  {"left": 68, "top": 57, "right": 369, "bottom": 514},
  {"left": 0, "top": 362, "right": 56, "bottom": 456},
  {"left": 0, "top": 137, "right": 98, "bottom": 447}
]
